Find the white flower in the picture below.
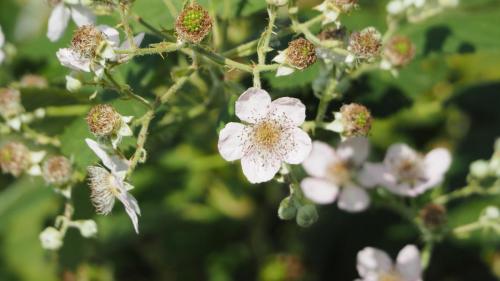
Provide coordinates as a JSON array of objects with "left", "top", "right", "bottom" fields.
[
  {"left": 85, "top": 138, "right": 141, "bottom": 233},
  {"left": 39, "top": 227, "right": 63, "bottom": 250},
  {"left": 315, "top": 0, "right": 358, "bottom": 26},
  {"left": 47, "top": 0, "right": 95, "bottom": 42},
  {"left": 301, "top": 138, "right": 371, "bottom": 212},
  {"left": 218, "top": 87, "right": 312, "bottom": 184},
  {"left": 360, "top": 144, "right": 451, "bottom": 197},
  {"left": 356, "top": 245, "right": 422, "bottom": 281},
  {"left": 0, "top": 25, "right": 5, "bottom": 64}
]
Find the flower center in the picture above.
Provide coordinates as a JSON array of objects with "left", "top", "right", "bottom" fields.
[
  {"left": 396, "top": 157, "right": 424, "bottom": 184},
  {"left": 71, "top": 25, "right": 105, "bottom": 59},
  {"left": 378, "top": 272, "right": 403, "bottom": 281},
  {"left": 252, "top": 121, "right": 282, "bottom": 149},
  {"left": 327, "top": 160, "right": 351, "bottom": 185},
  {"left": 182, "top": 9, "right": 205, "bottom": 32}
]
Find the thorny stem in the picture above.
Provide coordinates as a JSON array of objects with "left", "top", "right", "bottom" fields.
[
  {"left": 119, "top": 3, "right": 137, "bottom": 50},
  {"left": 254, "top": 5, "right": 277, "bottom": 88},
  {"left": 104, "top": 70, "right": 153, "bottom": 110}
]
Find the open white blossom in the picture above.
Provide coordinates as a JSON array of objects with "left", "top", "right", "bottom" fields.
[
  {"left": 356, "top": 245, "right": 422, "bottom": 281},
  {"left": 47, "top": 0, "right": 96, "bottom": 42},
  {"left": 315, "top": 0, "right": 358, "bottom": 26},
  {"left": 56, "top": 25, "right": 144, "bottom": 77},
  {"left": 360, "top": 143, "right": 451, "bottom": 197},
  {"left": 85, "top": 138, "right": 141, "bottom": 233},
  {"left": 0, "top": 25, "right": 5, "bottom": 64},
  {"left": 218, "top": 87, "right": 312, "bottom": 184},
  {"left": 301, "top": 138, "right": 371, "bottom": 212}
]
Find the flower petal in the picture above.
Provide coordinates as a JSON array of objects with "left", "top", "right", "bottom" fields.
[
  {"left": 56, "top": 48, "right": 91, "bottom": 72},
  {"left": 235, "top": 87, "right": 271, "bottom": 124},
  {"left": 283, "top": 127, "right": 312, "bottom": 164},
  {"left": 396, "top": 245, "right": 422, "bottom": 281},
  {"left": 357, "top": 247, "right": 393, "bottom": 278},
  {"left": 70, "top": 5, "right": 95, "bottom": 27},
  {"left": 301, "top": 177, "right": 339, "bottom": 204},
  {"left": 384, "top": 143, "right": 417, "bottom": 168},
  {"left": 85, "top": 138, "right": 129, "bottom": 176},
  {"left": 424, "top": 148, "right": 451, "bottom": 180},
  {"left": 47, "top": 3, "right": 71, "bottom": 42},
  {"left": 218, "top": 122, "right": 246, "bottom": 161},
  {"left": 116, "top": 188, "right": 141, "bottom": 234},
  {"left": 97, "top": 25, "right": 120, "bottom": 46},
  {"left": 337, "top": 137, "right": 370, "bottom": 166},
  {"left": 358, "top": 162, "right": 386, "bottom": 188},
  {"left": 338, "top": 185, "right": 370, "bottom": 212},
  {"left": 272, "top": 51, "right": 286, "bottom": 64},
  {"left": 270, "top": 97, "right": 306, "bottom": 126},
  {"left": 240, "top": 152, "right": 281, "bottom": 184},
  {"left": 276, "top": 65, "right": 295, "bottom": 76},
  {"left": 302, "top": 141, "right": 336, "bottom": 178}
]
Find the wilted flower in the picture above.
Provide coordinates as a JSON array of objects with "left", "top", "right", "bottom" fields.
[
  {"left": 39, "top": 226, "right": 63, "bottom": 250},
  {"left": 315, "top": 0, "right": 358, "bottom": 26},
  {"left": 0, "top": 142, "right": 45, "bottom": 177},
  {"left": 326, "top": 103, "right": 372, "bottom": 138},
  {"left": 301, "top": 138, "right": 371, "bottom": 212},
  {"left": 86, "top": 138, "right": 140, "bottom": 233},
  {"left": 42, "top": 156, "right": 73, "bottom": 186},
  {"left": 86, "top": 104, "right": 133, "bottom": 149},
  {"left": 0, "top": 25, "right": 5, "bottom": 64},
  {"left": 47, "top": 0, "right": 95, "bottom": 42},
  {"left": 360, "top": 144, "right": 451, "bottom": 197},
  {"left": 356, "top": 245, "right": 422, "bottom": 281},
  {"left": 175, "top": 3, "right": 212, "bottom": 44},
  {"left": 346, "top": 27, "right": 382, "bottom": 64},
  {"left": 381, "top": 36, "right": 416, "bottom": 70},
  {"left": 420, "top": 203, "right": 447, "bottom": 229},
  {"left": 272, "top": 38, "right": 317, "bottom": 76},
  {"left": 20, "top": 74, "right": 48, "bottom": 88},
  {"left": 218, "top": 87, "right": 312, "bottom": 183},
  {"left": 56, "top": 25, "right": 144, "bottom": 77}
]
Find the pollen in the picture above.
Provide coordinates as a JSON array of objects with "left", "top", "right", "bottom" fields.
[
  {"left": 175, "top": 3, "right": 212, "bottom": 43},
  {"left": 71, "top": 25, "right": 105, "bottom": 59},
  {"left": 378, "top": 272, "right": 403, "bottom": 281},
  {"left": 252, "top": 121, "right": 282, "bottom": 149},
  {"left": 286, "top": 38, "right": 317, "bottom": 69},
  {"left": 327, "top": 161, "right": 350, "bottom": 184},
  {"left": 86, "top": 104, "right": 121, "bottom": 137}
]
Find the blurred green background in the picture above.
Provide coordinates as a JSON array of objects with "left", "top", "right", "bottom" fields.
[{"left": 1, "top": 0, "right": 500, "bottom": 280}]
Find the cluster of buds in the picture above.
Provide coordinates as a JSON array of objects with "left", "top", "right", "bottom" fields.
[
  {"left": 273, "top": 38, "right": 317, "bottom": 76},
  {"left": 86, "top": 104, "right": 133, "bottom": 148},
  {"left": 346, "top": 27, "right": 382, "bottom": 64},
  {"left": 326, "top": 103, "right": 373, "bottom": 138},
  {"left": 0, "top": 141, "right": 45, "bottom": 177},
  {"left": 381, "top": 35, "right": 416, "bottom": 70},
  {"left": 175, "top": 3, "right": 212, "bottom": 44},
  {"left": 315, "top": 0, "right": 358, "bottom": 26},
  {"left": 42, "top": 156, "right": 73, "bottom": 186}
]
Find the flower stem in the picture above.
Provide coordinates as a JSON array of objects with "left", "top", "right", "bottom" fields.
[{"left": 254, "top": 5, "right": 277, "bottom": 88}]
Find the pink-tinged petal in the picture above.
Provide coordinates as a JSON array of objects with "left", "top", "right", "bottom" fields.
[
  {"left": 70, "top": 5, "right": 95, "bottom": 26},
  {"left": 302, "top": 141, "right": 337, "bottom": 178},
  {"left": 270, "top": 97, "right": 306, "bottom": 126},
  {"left": 358, "top": 162, "right": 385, "bottom": 188},
  {"left": 240, "top": 153, "right": 281, "bottom": 184},
  {"left": 283, "top": 128, "right": 312, "bottom": 164},
  {"left": 47, "top": 3, "right": 71, "bottom": 42},
  {"left": 357, "top": 247, "right": 393, "bottom": 278},
  {"left": 424, "top": 148, "right": 451, "bottom": 180},
  {"left": 97, "top": 25, "right": 120, "bottom": 46},
  {"left": 301, "top": 177, "right": 339, "bottom": 204},
  {"left": 56, "top": 48, "right": 91, "bottom": 72},
  {"left": 338, "top": 185, "right": 370, "bottom": 212},
  {"left": 396, "top": 245, "right": 422, "bottom": 281},
  {"left": 337, "top": 137, "right": 370, "bottom": 166},
  {"left": 218, "top": 122, "right": 246, "bottom": 161},
  {"left": 235, "top": 87, "right": 271, "bottom": 124}
]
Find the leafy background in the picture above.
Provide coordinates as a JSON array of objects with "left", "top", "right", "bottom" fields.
[{"left": 0, "top": 0, "right": 500, "bottom": 280}]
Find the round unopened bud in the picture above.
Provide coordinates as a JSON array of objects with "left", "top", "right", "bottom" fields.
[
  {"left": 86, "top": 104, "right": 121, "bottom": 137},
  {"left": 348, "top": 27, "right": 382, "bottom": 60},
  {"left": 286, "top": 38, "right": 317, "bottom": 69},
  {"left": 76, "top": 220, "right": 98, "bottom": 238},
  {"left": 65, "top": 75, "right": 82, "bottom": 93},
  {"left": 0, "top": 142, "right": 31, "bottom": 177},
  {"left": 266, "top": 0, "right": 288, "bottom": 6},
  {"left": 340, "top": 103, "right": 372, "bottom": 137},
  {"left": 296, "top": 204, "right": 318, "bottom": 227},
  {"left": 483, "top": 206, "right": 500, "bottom": 221},
  {"left": 0, "top": 88, "right": 23, "bottom": 119},
  {"left": 470, "top": 160, "right": 491, "bottom": 179},
  {"left": 20, "top": 74, "right": 48, "bottom": 89},
  {"left": 42, "top": 156, "right": 73, "bottom": 186},
  {"left": 420, "top": 203, "right": 447, "bottom": 229},
  {"left": 39, "top": 227, "right": 63, "bottom": 250},
  {"left": 175, "top": 3, "right": 212, "bottom": 43},
  {"left": 384, "top": 36, "right": 416, "bottom": 67},
  {"left": 71, "top": 25, "right": 106, "bottom": 59},
  {"left": 278, "top": 196, "right": 297, "bottom": 220}
]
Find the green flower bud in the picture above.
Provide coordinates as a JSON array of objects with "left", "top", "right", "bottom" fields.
[
  {"left": 296, "top": 205, "right": 318, "bottom": 227},
  {"left": 278, "top": 196, "right": 297, "bottom": 220},
  {"left": 470, "top": 160, "right": 491, "bottom": 179}
]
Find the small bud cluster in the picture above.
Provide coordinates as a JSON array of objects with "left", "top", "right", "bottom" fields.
[
  {"left": 0, "top": 142, "right": 31, "bottom": 177},
  {"left": 42, "top": 156, "right": 73, "bottom": 186},
  {"left": 0, "top": 88, "right": 23, "bottom": 119},
  {"left": 420, "top": 203, "right": 447, "bottom": 229},
  {"left": 71, "top": 25, "right": 106, "bottom": 59},
  {"left": 340, "top": 103, "right": 372, "bottom": 137},
  {"left": 348, "top": 27, "right": 382, "bottom": 60},
  {"left": 175, "top": 3, "right": 212, "bottom": 43},
  {"left": 286, "top": 38, "right": 317, "bottom": 69},
  {"left": 384, "top": 36, "right": 416, "bottom": 67},
  {"left": 86, "top": 104, "right": 121, "bottom": 137}
]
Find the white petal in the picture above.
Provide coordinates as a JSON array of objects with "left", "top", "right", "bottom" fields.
[
  {"left": 85, "top": 138, "right": 129, "bottom": 175},
  {"left": 301, "top": 177, "right": 339, "bottom": 204},
  {"left": 7, "top": 117, "right": 21, "bottom": 131},
  {"left": 122, "top": 116, "right": 133, "bottom": 124},
  {"left": 323, "top": 10, "right": 339, "bottom": 25},
  {"left": 235, "top": 87, "right": 271, "bottom": 124},
  {"left": 272, "top": 51, "right": 286, "bottom": 64},
  {"left": 337, "top": 137, "right": 370, "bottom": 166},
  {"left": 357, "top": 247, "right": 393, "bottom": 278},
  {"left": 283, "top": 128, "right": 312, "bottom": 164},
  {"left": 27, "top": 165, "right": 42, "bottom": 176},
  {"left": 302, "top": 141, "right": 337, "bottom": 178},
  {"left": 345, "top": 54, "right": 355, "bottom": 64},
  {"left": 396, "top": 245, "right": 422, "bottom": 281},
  {"left": 240, "top": 153, "right": 281, "bottom": 184},
  {"left": 338, "top": 185, "right": 370, "bottom": 212},
  {"left": 424, "top": 148, "right": 451, "bottom": 180},
  {"left": 314, "top": 2, "right": 327, "bottom": 12},
  {"left": 116, "top": 188, "right": 141, "bottom": 234},
  {"left": 218, "top": 122, "right": 246, "bottom": 161},
  {"left": 120, "top": 32, "right": 145, "bottom": 50},
  {"left": 47, "top": 3, "right": 71, "bottom": 42},
  {"left": 118, "top": 122, "right": 133, "bottom": 137},
  {"left": 70, "top": 5, "right": 95, "bottom": 26},
  {"left": 269, "top": 97, "right": 306, "bottom": 126},
  {"left": 276, "top": 65, "right": 295, "bottom": 76},
  {"left": 358, "top": 162, "right": 386, "bottom": 188},
  {"left": 325, "top": 119, "right": 344, "bottom": 133},
  {"left": 384, "top": 143, "right": 417, "bottom": 168},
  {"left": 387, "top": 0, "right": 405, "bottom": 14},
  {"left": 30, "top": 151, "right": 46, "bottom": 163},
  {"left": 97, "top": 25, "right": 120, "bottom": 46},
  {"left": 56, "top": 48, "right": 91, "bottom": 72}
]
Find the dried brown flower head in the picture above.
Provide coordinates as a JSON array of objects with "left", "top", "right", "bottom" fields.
[
  {"left": 71, "top": 25, "right": 106, "bottom": 58},
  {"left": 0, "top": 88, "right": 23, "bottom": 118},
  {"left": 86, "top": 104, "right": 121, "bottom": 137},
  {"left": 384, "top": 36, "right": 416, "bottom": 67},
  {"left": 420, "top": 203, "right": 447, "bottom": 229},
  {"left": 175, "top": 3, "right": 212, "bottom": 43},
  {"left": 0, "top": 142, "right": 31, "bottom": 177},
  {"left": 348, "top": 27, "right": 382, "bottom": 60},
  {"left": 286, "top": 38, "right": 317, "bottom": 69},
  {"left": 42, "top": 156, "right": 73, "bottom": 185},
  {"left": 340, "top": 103, "right": 372, "bottom": 137}
]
